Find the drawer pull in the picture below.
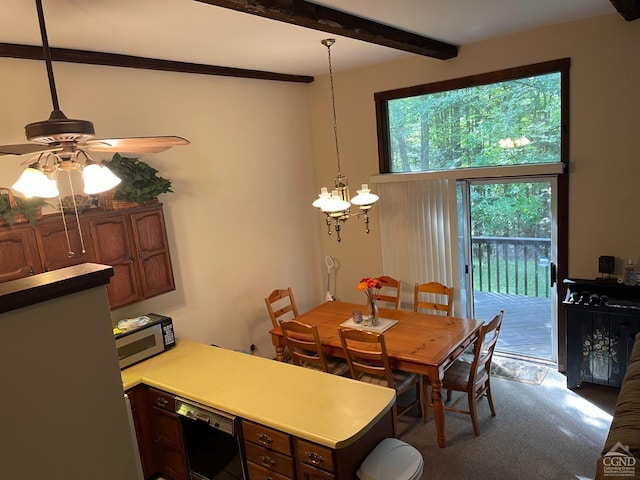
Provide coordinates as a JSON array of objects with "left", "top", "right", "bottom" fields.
[
  {"left": 256, "top": 432, "right": 274, "bottom": 445},
  {"left": 259, "top": 455, "right": 277, "bottom": 468},
  {"left": 305, "top": 451, "right": 325, "bottom": 465},
  {"left": 156, "top": 397, "right": 168, "bottom": 407}
]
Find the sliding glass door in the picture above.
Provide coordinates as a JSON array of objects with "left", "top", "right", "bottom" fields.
[{"left": 457, "top": 177, "right": 557, "bottom": 362}]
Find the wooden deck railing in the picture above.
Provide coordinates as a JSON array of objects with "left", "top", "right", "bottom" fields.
[{"left": 472, "top": 236, "right": 551, "bottom": 298}]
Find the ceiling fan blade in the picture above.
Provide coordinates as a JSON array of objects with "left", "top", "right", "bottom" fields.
[
  {"left": 85, "top": 136, "right": 190, "bottom": 153},
  {"left": 0, "top": 143, "right": 60, "bottom": 156}
]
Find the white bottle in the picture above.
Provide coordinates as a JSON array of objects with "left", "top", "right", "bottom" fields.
[{"left": 624, "top": 257, "right": 636, "bottom": 285}]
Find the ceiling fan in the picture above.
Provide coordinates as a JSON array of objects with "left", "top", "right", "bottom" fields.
[{"left": 0, "top": 0, "right": 189, "bottom": 188}]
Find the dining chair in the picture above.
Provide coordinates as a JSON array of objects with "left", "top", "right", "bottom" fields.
[
  {"left": 369, "top": 275, "right": 402, "bottom": 309},
  {"left": 413, "top": 282, "right": 454, "bottom": 316},
  {"left": 281, "top": 320, "right": 349, "bottom": 376},
  {"left": 338, "top": 328, "right": 423, "bottom": 436},
  {"left": 428, "top": 310, "right": 504, "bottom": 436},
  {"left": 265, "top": 287, "right": 299, "bottom": 329}
]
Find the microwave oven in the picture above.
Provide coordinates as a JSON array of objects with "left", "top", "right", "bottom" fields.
[{"left": 115, "top": 313, "right": 176, "bottom": 369}]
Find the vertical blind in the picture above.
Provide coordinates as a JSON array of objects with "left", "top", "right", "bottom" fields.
[{"left": 377, "top": 178, "right": 459, "bottom": 312}]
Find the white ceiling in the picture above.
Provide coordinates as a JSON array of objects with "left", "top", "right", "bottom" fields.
[{"left": 0, "top": 0, "right": 618, "bottom": 77}]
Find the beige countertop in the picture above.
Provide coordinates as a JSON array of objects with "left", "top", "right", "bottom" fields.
[{"left": 121, "top": 339, "right": 396, "bottom": 449}]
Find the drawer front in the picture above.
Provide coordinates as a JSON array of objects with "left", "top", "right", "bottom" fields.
[
  {"left": 298, "top": 462, "right": 336, "bottom": 480},
  {"left": 242, "top": 420, "right": 292, "bottom": 455},
  {"left": 295, "top": 439, "right": 334, "bottom": 472},
  {"left": 247, "top": 460, "right": 293, "bottom": 480},
  {"left": 148, "top": 387, "right": 175, "bottom": 412},
  {"left": 245, "top": 442, "right": 295, "bottom": 478}
]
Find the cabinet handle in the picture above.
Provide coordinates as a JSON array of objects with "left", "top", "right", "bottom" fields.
[
  {"left": 30, "top": 267, "right": 36, "bottom": 276},
  {"left": 259, "top": 455, "right": 277, "bottom": 468},
  {"left": 256, "top": 433, "right": 273, "bottom": 445},
  {"left": 305, "top": 451, "right": 325, "bottom": 465},
  {"left": 128, "top": 254, "right": 134, "bottom": 263},
  {"left": 139, "top": 252, "right": 145, "bottom": 259},
  {"left": 155, "top": 397, "right": 168, "bottom": 407}
]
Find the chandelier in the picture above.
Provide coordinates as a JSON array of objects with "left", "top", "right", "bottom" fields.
[{"left": 312, "top": 39, "right": 379, "bottom": 243}]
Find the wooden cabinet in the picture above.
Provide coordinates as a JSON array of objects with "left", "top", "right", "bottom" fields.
[
  {"left": 0, "top": 225, "right": 41, "bottom": 282},
  {"left": 242, "top": 409, "right": 393, "bottom": 480},
  {"left": 127, "top": 386, "right": 156, "bottom": 480},
  {"left": 0, "top": 203, "right": 175, "bottom": 310},
  {"left": 564, "top": 278, "right": 640, "bottom": 388},
  {"left": 35, "top": 215, "right": 95, "bottom": 271},
  {"left": 243, "top": 420, "right": 295, "bottom": 479},
  {"left": 87, "top": 204, "right": 174, "bottom": 309},
  {"left": 148, "top": 387, "right": 189, "bottom": 480}
]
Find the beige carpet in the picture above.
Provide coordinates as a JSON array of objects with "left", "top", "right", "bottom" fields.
[{"left": 490, "top": 355, "right": 549, "bottom": 385}]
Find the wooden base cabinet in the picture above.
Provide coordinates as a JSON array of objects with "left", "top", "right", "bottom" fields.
[
  {"left": 127, "top": 386, "right": 157, "bottom": 479},
  {"left": 242, "top": 408, "right": 393, "bottom": 480},
  {"left": 148, "top": 387, "right": 189, "bottom": 480}
]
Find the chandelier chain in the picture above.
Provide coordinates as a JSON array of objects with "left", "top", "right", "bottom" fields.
[{"left": 325, "top": 40, "right": 341, "bottom": 177}]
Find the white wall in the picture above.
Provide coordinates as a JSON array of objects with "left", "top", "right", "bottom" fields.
[
  {"left": 0, "top": 57, "right": 325, "bottom": 357},
  {"left": 308, "top": 13, "right": 640, "bottom": 303}
]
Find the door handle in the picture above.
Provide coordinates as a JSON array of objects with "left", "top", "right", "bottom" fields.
[{"left": 550, "top": 262, "right": 557, "bottom": 287}]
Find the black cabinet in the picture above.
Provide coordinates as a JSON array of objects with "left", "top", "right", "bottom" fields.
[{"left": 564, "top": 278, "right": 640, "bottom": 388}]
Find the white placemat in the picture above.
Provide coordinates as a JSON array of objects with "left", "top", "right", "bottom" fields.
[{"left": 339, "top": 317, "right": 398, "bottom": 333}]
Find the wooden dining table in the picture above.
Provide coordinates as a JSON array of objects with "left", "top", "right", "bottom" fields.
[{"left": 270, "top": 300, "right": 484, "bottom": 448}]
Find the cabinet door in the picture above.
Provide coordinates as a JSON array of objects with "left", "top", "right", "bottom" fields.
[
  {"left": 0, "top": 226, "right": 41, "bottom": 282},
  {"left": 35, "top": 216, "right": 95, "bottom": 271},
  {"left": 88, "top": 213, "right": 141, "bottom": 309},
  {"left": 127, "top": 386, "right": 156, "bottom": 479},
  {"left": 130, "top": 207, "right": 175, "bottom": 299}
]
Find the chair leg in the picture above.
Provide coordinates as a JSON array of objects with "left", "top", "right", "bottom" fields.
[
  {"left": 468, "top": 390, "right": 481, "bottom": 436},
  {"left": 486, "top": 380, "right": 496, "bottom": 416}
]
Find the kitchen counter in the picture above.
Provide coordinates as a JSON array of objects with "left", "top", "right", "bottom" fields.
[{"left": 121, "top": 339, "right": 396, "bottom": 449}]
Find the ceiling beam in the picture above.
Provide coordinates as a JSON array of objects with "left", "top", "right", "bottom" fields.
[
  {"left": 194, "top": 0, "right": 458, "bottom": 60},
  {"left": 610, "top": 0, "right": 640, "bottom": 20},
  {"left": 0, "top": 43, "right": 314, "bottom": 83}
]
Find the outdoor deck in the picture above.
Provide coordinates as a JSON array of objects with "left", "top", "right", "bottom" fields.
[{"left": 473, "top": 290, "right": 553, "bottom": 361}]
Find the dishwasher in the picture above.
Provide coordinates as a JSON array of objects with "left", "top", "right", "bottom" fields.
[{"left": 175, "top": 397, "right": 247, "bottom": 480}]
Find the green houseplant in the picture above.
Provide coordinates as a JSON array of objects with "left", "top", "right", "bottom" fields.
[
  {"left": 0, "top": 189, "right": 47, "bottom": 227},
  {"left": 103, "top": 153, "right": 173, "bottom": 205}
]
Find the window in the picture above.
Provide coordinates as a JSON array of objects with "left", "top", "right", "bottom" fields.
[{"left": 374, "top": 59, "right": 569, "bottom": 174}]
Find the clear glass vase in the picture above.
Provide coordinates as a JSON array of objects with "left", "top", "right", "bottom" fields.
[{"left": 368, "top": 299, "right": 379, "bottom": 326}]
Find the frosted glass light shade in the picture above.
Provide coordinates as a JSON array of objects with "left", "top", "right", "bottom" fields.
[
  {"left": 322, "top": 190, "right": 350, "bottom": 213},
  {"left": 83, "top": 164, "right": 121, "bottom": 194},
  {"left": 12, "top": 167, "right": 59, "bottom": 198},
  {"left": 351, "top": 184, "right": 379, "bottom": 207},
  {"left": 312, "top": 187, "right": 332, "bottom": 209}
]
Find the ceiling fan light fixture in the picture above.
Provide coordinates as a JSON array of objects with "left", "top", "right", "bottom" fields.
[
  {"left": 82, "top": 162, "right": 121, "bottom": 195},
  {"left": 12, "top": 164, "right": 59, "bottom": 198}
]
